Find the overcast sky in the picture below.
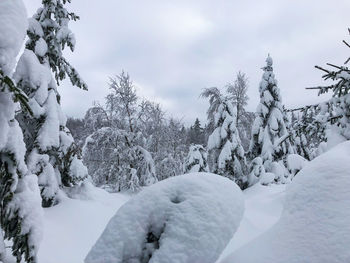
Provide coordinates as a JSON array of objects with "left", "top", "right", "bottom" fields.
[{"left": 24, "top": 0, "right": 350, "bottom": 125}]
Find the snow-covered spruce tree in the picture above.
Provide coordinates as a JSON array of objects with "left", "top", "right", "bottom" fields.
[
  {"left": 15, "top": 0, "right": 88, "bottom": 207},
  {"left": 0, "top": 1, "right": 43, "bottom": 262},
  {"left": 306, "top": 29, "right": 350, "bottom": 141},
  {"left": 248, "top": 55, "right": 293, "bottom": 182},
  {"left": 187, "top": 118, "right": 206, "bottom": 145},
  {"left": 183, "top": 145, "right": 209, "bottom": 173},
  {"left": 26, "top": 0, "right": 87, "bottom": 90},
  {"left": 202, "top": 88, "right": 248, "bottom": 189}
]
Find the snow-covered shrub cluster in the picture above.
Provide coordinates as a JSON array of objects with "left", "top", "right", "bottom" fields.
[
  {"left": 183, "top": 144, "right": 209, "bottom": 173},
  {"left": 83, "top": 127, "right": 157, "bottom": 191},
  {"left": 85, "top": 173, "right": 244, "bottom": 263},
  {"left": 223, "top": 141, "right": 350, "bottom": 263}
]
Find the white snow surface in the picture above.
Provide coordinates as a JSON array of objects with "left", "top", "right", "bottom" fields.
[
  {"left": 30, "top": 177, "right": 286, "bottom": 263},
  {"left": 0, "top": 0, "right": 27, "bottom": 74},
  {"left": 222, "top": 141, "right": 350, "bottom": 263},
  {"left": 85, "top": 173, "right": 244, "bottom": 263},
  {"left": 38, "top": 182, "right": 130, "bottom": 263},
  {"left": 217, "top": 183, "right": 285, "bottom": 262}
]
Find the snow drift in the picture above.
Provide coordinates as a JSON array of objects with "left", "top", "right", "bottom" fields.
[
  {"left": 222, "top": 141, "right": 350, "bottom": 263},
  {"left": 85, "top": 173, "right": 244, "bottom": 263}
]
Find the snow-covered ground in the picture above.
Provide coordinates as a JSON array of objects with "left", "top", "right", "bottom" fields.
[
  {"left": 218, "top": 184, "right": 285, "bottom": 262},
  {"left": 37, "top": 185, "right": 130, "bottom": 263},
  {"left": 35, "top": 179, "right": 285, "bottom": 263}
]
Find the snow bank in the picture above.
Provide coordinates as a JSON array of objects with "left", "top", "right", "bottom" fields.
[
  {"left": 85, "top": 173, "right": 244, "bottom": 263},
  {"left": 0, "top": 0, "right": 27, "bottom": 74},
  {"left": 38, "top": 184, "right": 129, "bottom": 263},
  {"left": 218, "top": 184, "right": 285, "bottom": 262},
  {"left": 222, "top": 141, "right": 350, "bottom": 263}
]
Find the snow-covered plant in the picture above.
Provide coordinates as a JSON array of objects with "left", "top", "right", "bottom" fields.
[
  {"left": 26, "top": 0, "right": 87, "bottom": 90},
  {"left": 156, "top": 154, "right": 182, "bottom": 180},
  {"left": 187, "top": 118, "right": 206, "bottom": 145},
  {"left": 84, "top": 106, "right": 109, "bottom": 134},
  {"left": 249, "top": 55, "right": 293, "bottom": 179},
  {"left": 202, "top": 88, "right": 248, "bottom": 189},
  {"left": 306, "top": 29, "right": 350, "bottom": 142},
  {"left": 106, "top": 71, "right": 138, "bottom": 132},
  {"left": 183, "top": 145, "right": 209, "bottom": 173},
  {"left": 248, "top": 157, "right": 265, "bottom": 186},
  {"left": 15, "top": 49, "right": 87, "bottom": 207},
  {"left": 83, "top": 127, "right": 157, "bottom": 191},
  {"left": 286, "top": 154, "right": 307, "bottom": 177},
  {"left": 0, "top": 1, "right": 43, "bottom": 261},
  {"left": 226, "top": 71, "right": 249, "bottom": 128},
  {"left": 15, "top": 0, "right": 88, "bottom": 207}
]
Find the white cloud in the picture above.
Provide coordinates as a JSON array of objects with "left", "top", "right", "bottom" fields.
[{"left": 23, "top": 0, "right": 350, "bottom": 125}]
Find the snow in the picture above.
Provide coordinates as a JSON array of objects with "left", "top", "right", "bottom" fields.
[
  {"left": 0, "top": 0, "right": 27, "bottom": 74},
  {"left": 259, "top": 172, "right": 275, "bottom": 185},
  {"left": 286, "top": 154, "right": 307, "bottom": 176},
  {"left": 85, "top": 173, "right": 244, "bottom": 263},
  {"left": 222, "top": 141, "right": 350, "bottom": 263},
  {"left": 217, "top": 183, "right": 285, "bottom": 262},
  {"left": 38, "top": 183, "right": 130, "bottom": 263}
]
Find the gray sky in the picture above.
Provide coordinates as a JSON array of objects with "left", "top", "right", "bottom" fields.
[{"left": 24, "top": 0, "right": 350, "bottom": 125}]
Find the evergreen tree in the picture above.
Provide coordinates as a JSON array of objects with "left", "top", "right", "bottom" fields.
[
  {"left": 202, "top": 88, "right": 248, "bottom": 189},
  {"left": 249, "top": 55, "right": 293, "bottom": 181},
  {"left": 183, "top": 145, "right": 209, "bottom": 173},
  {"left": 26, "top": 0, "right": 87, "bottom": 90},
  {"left": 0, "top": 1, "right": 43, "bottom": 261},
  {"left": 15, "top": 0, "right": 88, "bottom": 207},
  {"left": 187, "top": 118, "right": 206, "bottom": 145},
  {"left": 306, "top": 29, "right": 350, "bottom": 141}
]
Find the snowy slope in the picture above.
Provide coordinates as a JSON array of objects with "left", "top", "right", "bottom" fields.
[
  {"left": 37, "top": 184, "right": 130, "bottom": 263},
  {"left": 217, "top": 184, "right": 286, "bottom": 262},
  {"left": 222, "top": 141, "right": 350, "bottom": 263},
  {"left": 35, "top": 176, "right": 286, "bottom": 263}
]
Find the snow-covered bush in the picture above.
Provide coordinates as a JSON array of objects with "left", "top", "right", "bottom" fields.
[
  {"left": 155, "top": 154, "right": 182, "bottom": 180},
  {"left": 248, "top": 157, "right": 265, "bottom": 186},
  {"left": 83, "top": 127, "right": 157, "bottom": 191},
  {"left": 183, "top": 144, "right": 209, "bottom": 173},
  {"left": 286, "top": 154, "right": 307, "bottom": 177},
  {"left": 0, "top": 0, "right": 43, "bottom": 261},
  {"left": 223, "top": 141, "right": 350, "bottom": 263},
  {"left": 85, "top": 173, "right": 244, "bottom": 263}
]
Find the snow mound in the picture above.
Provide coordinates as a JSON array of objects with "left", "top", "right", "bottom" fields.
[
  {"left": 286, "top": 154, "right": 307, "bottom": 176},
  {"left": 85, "top": 173, "right": 244, "bottom": 263},
  {"left": 0, "top": 0, "right": 27, "bottom": 74},
  {"left": 259, "top": 172, "right": 275, "bottom": 185},
  {"left": 222, "top": 141, "right": 350, "bottom": 263}
]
